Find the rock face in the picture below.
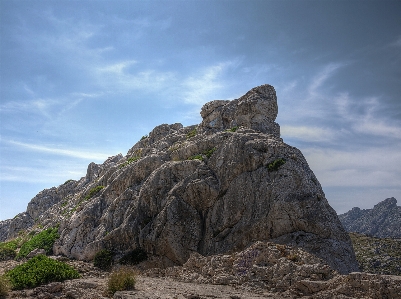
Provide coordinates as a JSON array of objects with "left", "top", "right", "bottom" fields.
[
  {"left": 0, "top": 84, "right": 358, "bottom": 274},
  {"left": 339, "top": 197, "right": 401, "bottom": 238}
]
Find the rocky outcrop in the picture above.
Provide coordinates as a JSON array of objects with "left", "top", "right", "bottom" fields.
[
  {"left": 339, "top": 197, "right": 401, "bottom": 238},
  {"left": 146, "top": 241, "right": 401, "bottom": 299},
  {"left": 0, "top": 84, "right": 358, "bottom": 274}
]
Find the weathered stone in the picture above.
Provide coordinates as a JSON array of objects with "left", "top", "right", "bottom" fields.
[
  {"left": 0, "top": 84, "right": 358, "bottom": 275},
  {"left": 339, "top": 197, "right": 401, "bottom": 238}
]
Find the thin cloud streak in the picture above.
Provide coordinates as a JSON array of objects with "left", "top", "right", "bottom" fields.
[{"left": 6, "top": 140, "right": 111, "bottom": 160}]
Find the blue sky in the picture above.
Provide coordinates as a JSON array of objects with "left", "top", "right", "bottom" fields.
[{"left": 1, "top": 0, "right": 401, "bottom": 220}]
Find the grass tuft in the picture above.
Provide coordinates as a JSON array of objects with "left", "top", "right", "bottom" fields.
[
  {"left": 107, "top": 267, "right": 136, "bottom": 296},
  {"left": 0, "top": 275, "right": 10, "bottom": 297}
]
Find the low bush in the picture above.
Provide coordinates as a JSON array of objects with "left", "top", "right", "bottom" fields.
[
  {"left": 16, "top": 227, "right": 59, "bottom": 259},
  {"left": 267, "top": 158, "right": 286, "bottom": 171},
  {"left": 93, "top": 249, "right": 113, "bottom": 271},
  {"left": 119, "top": 248, "right": 148, "bottom": 265},
  {"left": 188, "top": 154, "right": 203, "bottom": 161},
  {"left": 84, "top": 185, "right": 105, "bottom": 201},
  {"left": 227, "top": 126, "right": 238, "bottom": 132},
  {"left": 5, "top": 255, "right": 80, "bottom": 290},
  {"left": 186, "top": 128, "right": 197, "bottom": 139},
  {"left": 0, "top": 238, "right": 20, "bottom": 251},
  {"left": 107, "top": 267, "right": 136, "bottom": 295},
  {"left": 188, "top": 148, "right": 217, "bottom": 161},
  {"left": 119, "top": 156, "right": 141, "bottom": 169},
  {"left": 0, "top": 275, "right": 10, "bottom": 297},
  {"left": 0, "top": 248, "right": 16, "bottom": 261}
]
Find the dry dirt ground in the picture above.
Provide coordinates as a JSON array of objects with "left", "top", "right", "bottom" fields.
[{"left": 1, "top": 258, "right": 282, "bottom": 299}]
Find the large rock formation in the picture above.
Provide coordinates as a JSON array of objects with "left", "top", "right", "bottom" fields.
[
  {"left": 0, "top": 84, "right": 358, "bottom": 274},
  {"left": 339, "top": 197, "right": 401, "bottom": 238}
]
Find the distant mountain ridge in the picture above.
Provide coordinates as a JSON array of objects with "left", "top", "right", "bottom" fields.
[{"left": 338, "top": 197, "right": 401, "bottom": 238}]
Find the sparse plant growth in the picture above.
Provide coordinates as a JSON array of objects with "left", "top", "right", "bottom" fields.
[
  {"left": 349, "top": 232, "right": 401, "bottom": 275},
  {"left": 0, "top": 238, "right": 20, "bottom": 251},
  {"left": 4, "top": 255, "right": 80, "bottom": 290},
  {"left": 186, "top": 128, "right": 197, "bottom": 139},
  {"left": 16, "top": 227, "right": 59, "bottom": 259},
  {"left": 188, "top": 154, "right": 204, "bottom": 161},
  {"left": 140, "top": 135, "right": 148, "bottom": 140},
  {"left": 0, "top": 248, "right": 16, "bottom": 261},
  {"left": 106, "top": 267, "right": 136, "bottom": 296},
  {"left": 63, "top": 179, "right": 74, "bottom": 185},
  {"left": 227, "top": 126, "right": 238, "bottom": 132},
  {"left": 0, "top": 275, "right": 10, "bottom": 297},
  {"left": 267, "top": 158, "right": 286, "bottom": 171},
  {"left": 93, "top": 249, "right": 113, "bottom": 271},
  {"left": 188, "top": 148, "right": 217, "bottom": 161},
  {"left": 84, "top": 185, "right": 105, "bottom": 201},
  {"left": 119, "top": 156, "right": 141, "bottom": 169},
  {"left": 119, "top": 248, "right": 148, "bottom": 265}
]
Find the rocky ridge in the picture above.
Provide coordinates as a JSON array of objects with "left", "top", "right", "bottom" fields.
[
  {"left": 0, "top": 84, "right": 358, "bottom": 275},
  {"left": 339, "top": 197, "right": 401, "bottom": 238},
  {"left": 2, "top": 242, "right": 400, "bottom": 299}
]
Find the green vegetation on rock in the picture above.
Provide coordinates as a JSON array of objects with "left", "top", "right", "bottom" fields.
[
  {"left": 188, "top": 148, "right": 217, "bottom": 161},
  {"left": 267, "top": 158, "right": 286, "bottom": 171},
  {"left": 186, "top": 128, "right": 197, "bottom": 139},
  {"left": 119, "top": 156, "right": 141, "bottom": 169},
  {"left": 4, "top": 255, "right": 80, "bottom": 290},
  {"left": 0, "top": 248, "right": 16, "bottom": 261},
  {"left": 84, "top": 185, "right": 105, "bottom": 200},
  {"left": 16, "top": 227, "right": 59, "bottom": 259}
]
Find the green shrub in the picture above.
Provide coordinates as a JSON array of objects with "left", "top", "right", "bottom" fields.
[
  {"left": 227, "top": 126, "right": 238, "bottom": 132},
  {"left": 16, "top": 227, "right": 59, "bottom": 259},
  {"left": 267, "top": 158, "right": 286, "bottom": 171},
  {"left": 93, "top": 249, "right": 113, "bottom": 271},
  {"left": 5, "top": 255, "right": 80, "bottom": 290},
  {"left": 107, "top": 267, "right": 136, "bottom": 295},
  {"left": 119, "top": 248, "right": 148, "bottom": 265},
  {"left": 140, "top": 135, "right": 148, "bottom": 140},
  {"left": 84, "top": 185, "right": 105, "bottom": 201},
  {"left": 0, "top": 275, "right": 10, "bottom": 297},
  {"left": 203, "top": 147, "right": 216, "bottom": 158},
  {"left": 0, "top": 238, "right": 20, "bottom": 251},
  {"left": 0, "top": 248, "right": 16, "bottom": 261},
  {"left": 188, "top": 154, "right": 203, "bottom": 161},
  {"left": 119, "top": 156, "right": 141, "bottom": 169},
  {"left": 186, "top": 128, "right": 197, "bottom": 139},
  {"left": 188, "top": 148, "right": 216, "bottom": 161}
]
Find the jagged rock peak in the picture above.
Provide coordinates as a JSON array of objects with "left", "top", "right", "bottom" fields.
[
  {"left": 339, "top": 197, "right": 401, "bottom": 238},
  {"left": 199, "top": 84, "right": 280, "bottom": 137},
  {"left": 0, "top": 84, "right": 359, "bottom": 275}
]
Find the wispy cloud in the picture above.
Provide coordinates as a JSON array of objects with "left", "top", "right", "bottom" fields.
[
  {"left": 0, "top": 99, "right": 59, "bottom": 118},
  {"left": 308, "top": 63, "right": 344, "bottom": 96},
  {"left": 304, "top": 146, "right": 401, "bottom": 188},
  {"left": 5, "top": 140, "right": 111, "bottom": 160},
  {"left": 181, "top": 62, "right": 233, "bottom": 105},
  {"left": 281, "top": 125, "right": 338, "bottom": 143}
]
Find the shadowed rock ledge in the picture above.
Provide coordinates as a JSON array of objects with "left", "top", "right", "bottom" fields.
[{"left": 0, "top": 84, "right": 358, "bottom": 274}]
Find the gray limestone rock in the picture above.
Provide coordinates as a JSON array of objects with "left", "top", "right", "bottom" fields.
[
  {"left": 0, "top": 84, "right": 358, "bottom": 275},
  {"left": 339, "top": 197, "right": 401, "bottom": 238}
]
